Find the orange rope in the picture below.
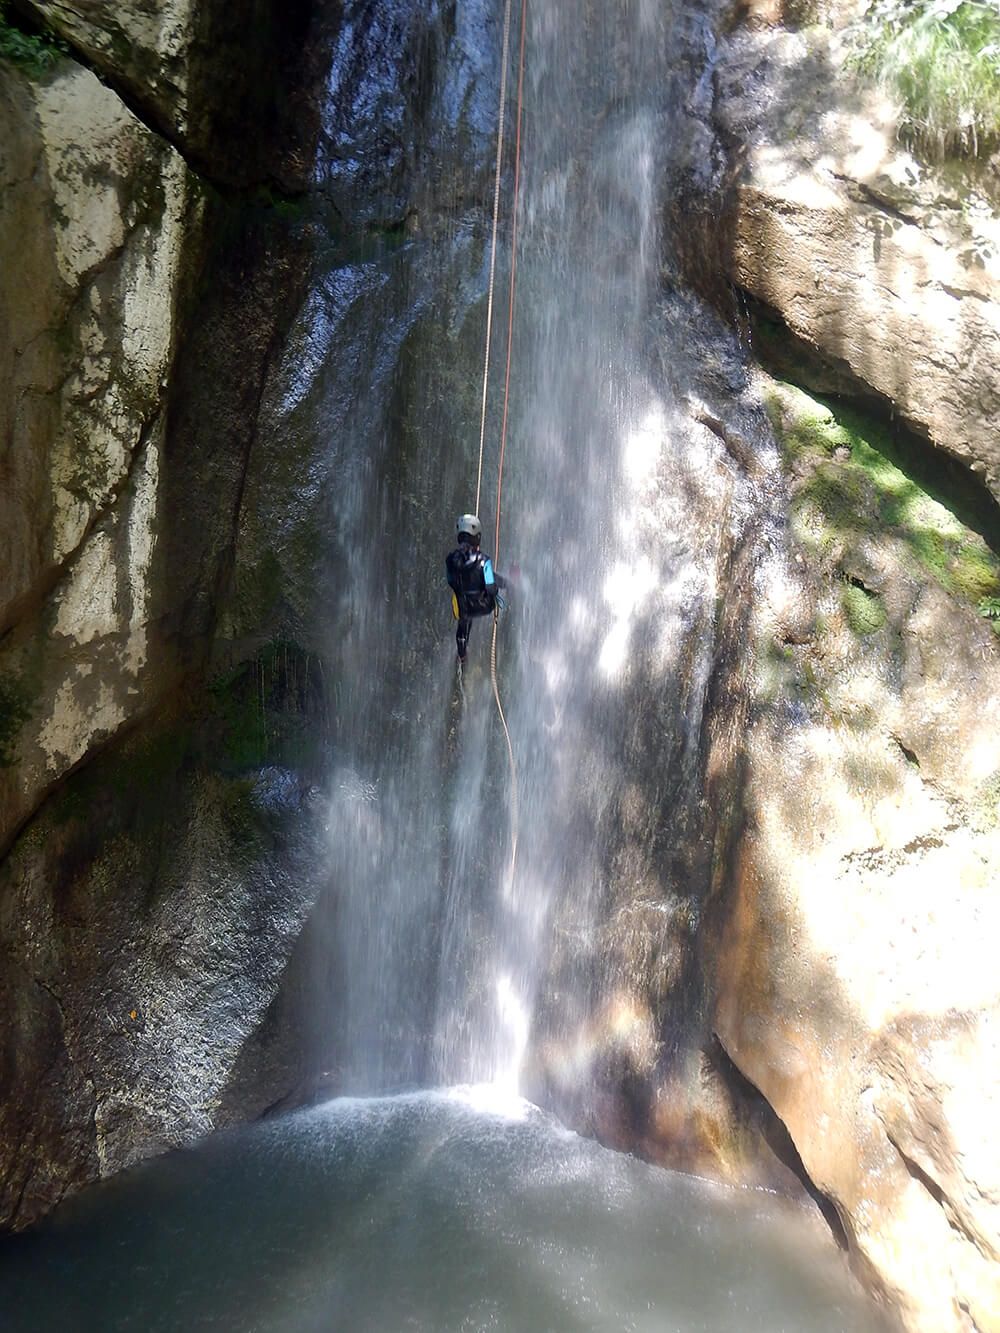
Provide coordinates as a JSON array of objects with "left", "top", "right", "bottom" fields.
[
  {"left": 493, "top": 0, "right": 528, "bottom": 567},
  {"left": 475, "top": 0, "right": 515, "bottom": 516},
  {"left": 490, "top": 0, "right": 527, "bottom": 893}
]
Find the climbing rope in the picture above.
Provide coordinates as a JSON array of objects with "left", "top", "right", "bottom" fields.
[
  {"left": 494, "top": 0, "right": 527, "bottom": 567},
  {"left": 474, "top": 0, "right": 515, "bottom": 517},
  {"left": 467, "top": 0, "right": 527, "bottom": 891},
  {"left": 489, "top": 0, "right": 528, "bottom": 893}
]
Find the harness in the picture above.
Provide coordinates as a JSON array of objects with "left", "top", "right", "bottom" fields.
[{"left": 447, "top": 548, "right": 497, "bottom": 620}]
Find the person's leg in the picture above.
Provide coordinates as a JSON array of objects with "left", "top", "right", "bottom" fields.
[{"left": 456, "top": 616, "right": 471, "bottom": 660}]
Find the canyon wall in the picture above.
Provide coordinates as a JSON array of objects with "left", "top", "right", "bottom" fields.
[
  {"left": 2, "top": 3, "right": 999, "bottom": 1331},
  {"left": 697, "top": 8, "right": 1000, "bottom": 1329},
  {"left": 0, "top": 0, "right": 329, "bottom": 1226}
]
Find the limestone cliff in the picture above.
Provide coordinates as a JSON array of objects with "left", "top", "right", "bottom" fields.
[
  {"left": 524, "top": 5, "right": 1000, "bottom": 1329},
  {"left": 695, "top": 7, "right": 1000, "bottom": 1330},
  {"left": 714, "top": 7, "right": 1000, "bottom": 501},
  {"left": 0, "top": 0, "right": 503, "bottom": 1232},
  {"left": 0, "top": 0, "right": 327, "bottom": 1227},
  {"left": 0, "top": 57, "right": 196, "bottom": 856},
  {"left": 711, "top": 378, "right": 1000, "bottom": 1333},
  {"left": 18, "top": 0, "right": 314, "bottom": 187}
]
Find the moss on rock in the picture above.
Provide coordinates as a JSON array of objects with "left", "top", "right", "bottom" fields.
[
  {"left": 766, "top": 381, "right": 1000, "bottom": 611},
  {"left": 0, "top": 3, "right": 66, "bottom": 77},
  {"left": 207, "top": 638, "right": 328, "bottom": 776},
  {"left": 972, "top": 769, "right": 1000, "bottom": 831},
  {"left": 841, "top": 580, "right": 887, "bottom": 636},
  {"left": 0, "top": 673, "right": 32, "bottom": 768}
]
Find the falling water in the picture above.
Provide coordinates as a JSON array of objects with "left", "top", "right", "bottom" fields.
[
  {"left": 474, "top": 0, "right": 743, "bottom": 1095},
  {"left": 289, "top": 0, "right": 763, "bottom": 1097}
]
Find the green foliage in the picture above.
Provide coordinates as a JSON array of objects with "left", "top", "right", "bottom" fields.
[
  {"left": 979, "top": 595, "right": 1000, "bottom": 619},
  {"left": 848, "top": 0, "right": 1000, "bottom": 158},
  {"left": 0, "top": 673, "right": 32, "bottom": 767},
  {"left": 0, "top": 2, "right": 67, "bottom": 76}
]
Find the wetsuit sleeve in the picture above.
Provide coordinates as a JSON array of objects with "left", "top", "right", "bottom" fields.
[{"left": 482, "top": 557, "right": 507, "bottom": 592}]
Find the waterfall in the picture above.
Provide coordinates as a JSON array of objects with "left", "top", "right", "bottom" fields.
[{"left": 281, "top": 0, "right": 760, "bottom": 1099}]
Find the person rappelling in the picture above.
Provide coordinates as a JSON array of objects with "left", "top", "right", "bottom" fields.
[{"left": 446, "top": 514, "right": 508, "bottom": 665}]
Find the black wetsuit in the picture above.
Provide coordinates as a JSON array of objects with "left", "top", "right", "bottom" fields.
[{"left": 446, "top": 542, "right": 507, "bottom": 659}]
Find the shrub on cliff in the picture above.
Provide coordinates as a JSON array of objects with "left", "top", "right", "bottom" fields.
[
  {"left": 0, "top": 2, "right": 66, "bottom": 76},
  {"left": 849, "top": 0, "right": 1000, "bottom": 158}
]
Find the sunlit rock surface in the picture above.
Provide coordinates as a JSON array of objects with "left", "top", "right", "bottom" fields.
[
  {"left": 711, "top": 378, "right": 1000, "bottom": 1332},
  {"left": 713, "top": 17, "right": 1000, "bottom": 502},
  {"left": 0, "top": 59, "right": 197, "bottom": 854},
  {"left": 670, "top": 8, "right": 1000, "bottom": 1325}
]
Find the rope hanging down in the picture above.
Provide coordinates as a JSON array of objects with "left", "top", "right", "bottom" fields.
[
  {"left": 474, "top": 0, "right": 515, "bottom": 517},
  {"left": 489, "top": 0, "right": 528, "bottom": 894}
]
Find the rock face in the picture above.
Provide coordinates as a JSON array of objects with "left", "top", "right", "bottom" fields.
[
  {"left": 1, "top": 742, "right": 328, "bottom": 1224},
  {"left": 658, "top": 11, "right": 1000, "bottom": 1328},
  {"left": 0, "top": 59, "right": 196, "bottom": 856},
  {"left": 713, "top": 21, "right": 1000, "bottom": 502},
  {"left": 20, "top": 0, "right": 316, "bottom": 187},
  {"left": 2, "top": 4, "right": 999, "bottom": 1332},
  {"left": 0, "top": 0, "right": 504, "bottom": 1231},
  {"left": 0, "top": 0, "right": 327, "bottom": 1229},
  {"left": 709, "top": 380, "right": 1000, "bottom": 1332}
]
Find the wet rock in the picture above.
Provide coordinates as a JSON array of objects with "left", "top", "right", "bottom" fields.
[
  {"left": 0, "top": 0, "right": 323, "bottom": 1227},
  {"left": 0, "top": 0, "right": 499, "bottom": 1228},
  {"left": 0, "top": 737, "right": 329, "bottom": 1229}
]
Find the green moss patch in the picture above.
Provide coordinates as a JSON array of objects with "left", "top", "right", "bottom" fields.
[
  {"left": 207, "top": 638, "right": 328, "bottom": 775},
  {"left": 841, "top": 580, "right": 887, "bottom": 635},
  {"left": 766, "top": 382, "right": 1000, "bottom": 611},
  {"left": 973, "top": 769, "right": 1000, "bottom": 831}
]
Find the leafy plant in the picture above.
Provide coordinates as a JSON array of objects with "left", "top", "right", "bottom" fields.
[
  {"left": 0, "top": 1, "right": 66, "bottom": 76},
  {"left": 848, "top": 0, "right": 1000, "bottom": 158},
  {"left": 979, "top": 595, "right": 1000, "bottom": 619}
]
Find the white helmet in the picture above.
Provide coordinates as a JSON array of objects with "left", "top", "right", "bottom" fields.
[{"left": 456, "top": 513, "right": 482, "bottom": 541}]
